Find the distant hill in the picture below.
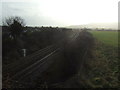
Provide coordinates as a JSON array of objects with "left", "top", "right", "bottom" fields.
[{"left": 67, "top": 23, "right": 118, "bottom": 30}]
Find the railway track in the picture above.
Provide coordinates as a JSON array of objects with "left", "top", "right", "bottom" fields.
[
  {"left": 4, "top": 31, "right": 81, "bottom": 88},
  {"left": 12, "top": 48, "right": 62, "bottom": 87},
  {"left": 3, "top": 43, "right": 58, "bottom": 76}
]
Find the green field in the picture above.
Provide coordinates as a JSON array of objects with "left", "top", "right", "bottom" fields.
[{"left": 90, "top": 31, "right": 118, "bottom": 47}]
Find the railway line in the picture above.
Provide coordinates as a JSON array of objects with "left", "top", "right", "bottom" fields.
[
  {"left": 3, "top": 31, "right": 81, "bottom": 87},
  {"left": 3, "top": 43, "right": 58, "bottom": 76}
]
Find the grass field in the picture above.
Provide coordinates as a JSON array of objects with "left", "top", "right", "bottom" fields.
[
  {"left": 90, "top": 31, "right": 118, "bottom": 47},
  {"left": 82, "top": 31, "right": 119, "bottom": 88}
]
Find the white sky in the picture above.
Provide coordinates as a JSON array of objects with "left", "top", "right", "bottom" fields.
[{"left": 0, "top": 0, "right": 119, "bottom": 26}]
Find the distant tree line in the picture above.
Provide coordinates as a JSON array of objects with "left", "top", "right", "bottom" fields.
[{"left": 2, "top": 16, "right": 72, "bottom": 64}]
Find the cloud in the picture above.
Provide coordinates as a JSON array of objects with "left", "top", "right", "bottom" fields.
[
  {"left": 1, "top": 0, "right": 118, "bottom": 26},
  {"left": 1, "top": 2, "right": 68, "bottom": 26}
]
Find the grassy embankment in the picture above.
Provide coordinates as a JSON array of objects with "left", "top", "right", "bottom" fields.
[
  {"left": 82, "top": 30, "right": 119, "bottom": 88},
  {"left": 51, "top": 30, "right": 119, "bottom": 88}
]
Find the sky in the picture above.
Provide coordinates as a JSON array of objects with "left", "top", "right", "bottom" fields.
[{"left": 0, "top": 0, "right": 119, "bottom": 27}]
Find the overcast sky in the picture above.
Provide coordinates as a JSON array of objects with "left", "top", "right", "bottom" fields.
[{"left": 0, "top": 0, "right": 119, "bottom": 26}]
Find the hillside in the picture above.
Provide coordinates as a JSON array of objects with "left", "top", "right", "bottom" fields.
[{"left": 67, "top": 23, "right": 118, "bottom": 30}]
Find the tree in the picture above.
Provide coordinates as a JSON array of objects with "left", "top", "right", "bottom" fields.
[{"left": 3, "top": 16, "right": 25, "bottom": 40}]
